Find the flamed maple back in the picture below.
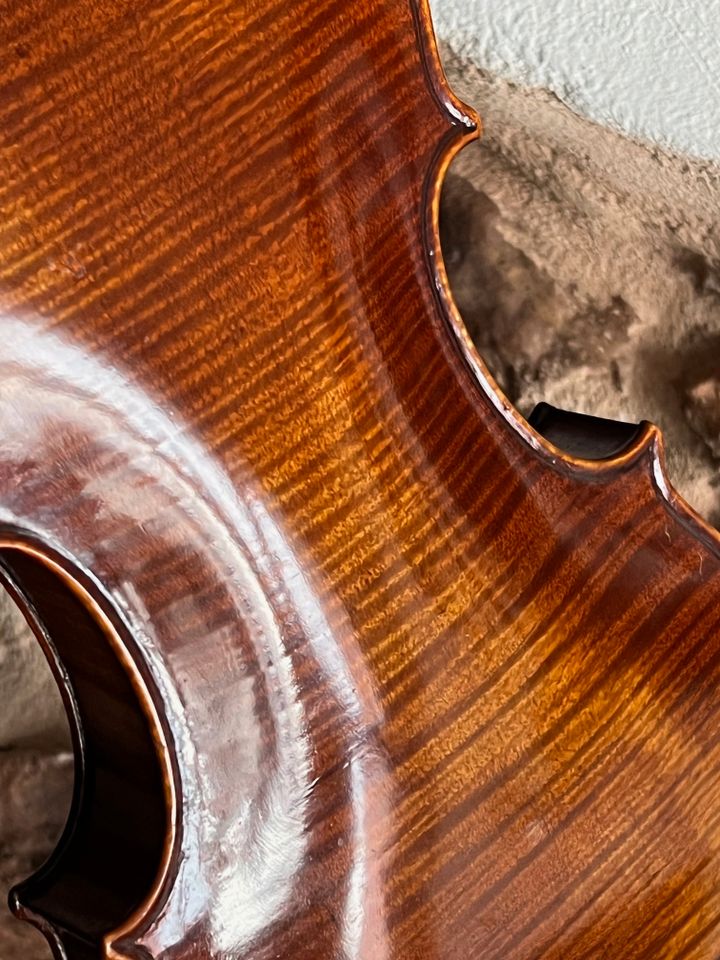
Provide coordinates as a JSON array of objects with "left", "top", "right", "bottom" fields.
[{"left": 1, "top": 1, "right": 720, "bottom": 957}]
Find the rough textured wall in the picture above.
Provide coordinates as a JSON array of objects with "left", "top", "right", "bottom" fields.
[
  {"left": 4, "top": 17, "right": 720, "bottom": 960},
  {"left": 430, "top": 0, "right": 720, "bottom": 160},
  {"left": 0, "top": 751, "right": 73, "bottom": 959}
]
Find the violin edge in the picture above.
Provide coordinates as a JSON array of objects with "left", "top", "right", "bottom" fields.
[{"left": 413, "top": 0, "right": 720, "bottom": 558}]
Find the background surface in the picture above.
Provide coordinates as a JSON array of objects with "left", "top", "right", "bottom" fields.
[{"left": 431, "top": 0, "right": 720, "bottom": 160}]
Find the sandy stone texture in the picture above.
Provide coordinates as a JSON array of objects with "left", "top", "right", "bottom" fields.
[{"left": 0, "top": 751, "right": 73, "bottom": 958}]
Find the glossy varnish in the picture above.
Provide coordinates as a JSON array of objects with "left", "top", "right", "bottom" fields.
[{"left": 1, "top": 1, "right": 720, "bottom": 957}]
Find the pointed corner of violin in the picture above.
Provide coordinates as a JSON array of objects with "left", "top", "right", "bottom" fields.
[
  {"left": 411, "top": 0, "right": 482, "bottom": 140},
  {"left": 632, "top": 420, "right": 720, "bottom": 557},
  {"left": 9, "top": 893, "right": 71, "bottom": 960},
  {"left": 105, "top": 935, "right": 156, "bottom": 960}
]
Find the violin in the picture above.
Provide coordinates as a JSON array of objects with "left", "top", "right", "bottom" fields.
[{"left": 2, "top": 0, "right": 720, "bottom": 957}]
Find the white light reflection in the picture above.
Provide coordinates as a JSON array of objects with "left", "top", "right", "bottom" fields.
[
  {"left": 0, "top": 316, "right": 392, "bottom": 958},
  {"left": 0, "top": 317, "right": 310, "bottom": 953},
  {"left": 249, "top": 501, "right": 393, "bottom": 960}
]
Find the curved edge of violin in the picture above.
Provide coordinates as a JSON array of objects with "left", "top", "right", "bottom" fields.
[
  {"left": 0, "top": 538, "right": 178, "bottom": 960},
  {"left": 0, "top": 314, "right": 385, "bottom": 958},
  {"left": 411, "top": 0, "right": 720, "bottom": 559}
]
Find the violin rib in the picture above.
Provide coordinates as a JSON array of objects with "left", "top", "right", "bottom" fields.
[{"left": 1, "top": 1, "right": 720, "bottom": 958}]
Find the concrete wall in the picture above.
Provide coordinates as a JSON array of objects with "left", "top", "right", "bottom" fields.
[{"left": 431, "top": 0, "right": 720, "bottom": 160}]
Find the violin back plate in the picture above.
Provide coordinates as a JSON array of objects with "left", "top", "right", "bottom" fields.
[{"left": 1, "top": 1, "right": 720, "bottom": 957}]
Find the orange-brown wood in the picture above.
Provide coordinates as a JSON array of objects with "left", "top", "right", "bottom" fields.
[{"left": 2, "top": 1, "right": 720, "bottom": 958}]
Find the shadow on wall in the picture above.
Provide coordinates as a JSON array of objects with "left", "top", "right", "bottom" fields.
[
  {"left": 441, "top": 173, "right": 636, "bottom": 407},
  {"left": 439, "top": 49, "right": 720, "bottom": 530}
]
